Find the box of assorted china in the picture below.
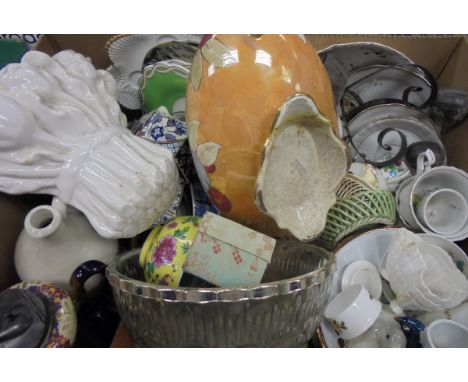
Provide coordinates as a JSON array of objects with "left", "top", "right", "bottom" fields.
[{"left": 0, "top": 34, "right": 467, "bottom": 348}]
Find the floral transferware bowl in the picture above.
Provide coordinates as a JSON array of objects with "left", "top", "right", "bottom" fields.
[{"left": 186, "top": 34, "right": 347, "bottom": 240}]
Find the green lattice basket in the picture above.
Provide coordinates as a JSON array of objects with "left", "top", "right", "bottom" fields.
[{"left": 319, "top": 176, "right": 396, "bottom": 250}]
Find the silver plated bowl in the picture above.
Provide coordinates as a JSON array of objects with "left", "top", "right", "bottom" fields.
[{"left": 106, "top": 240, "right": 335, "bottom": 347}]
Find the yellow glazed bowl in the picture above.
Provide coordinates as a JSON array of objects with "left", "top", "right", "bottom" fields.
[
  {"left": 139, "top": 216, "right": 201, "bottom": 286},
  {"left": 186, "top": 34, "right": 344, "bottom": 238}
]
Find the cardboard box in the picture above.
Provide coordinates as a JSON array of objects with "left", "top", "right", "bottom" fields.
[
  {"left": 183, "top": 212, "right": 275, "bottom": 287},
  {"left": 1, "top": 34, "right": 467, "bottom": 293}
]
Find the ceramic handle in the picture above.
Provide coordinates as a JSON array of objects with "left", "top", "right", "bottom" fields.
[{"left": 69, "top": 260, "right": 108, "bottom": 305}]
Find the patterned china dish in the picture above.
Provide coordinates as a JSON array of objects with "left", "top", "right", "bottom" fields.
[
  {"left": 186, "top": 34, "right": 347, "bottom": 240},
  {"left": 106, "top": 34, "right": 201, "bottom": 109},
  {"left": 0, "top": 282, "right": 77, "bottom": 348},
  {"left": 139, "top": 216, "right": 201, "bottom": 287},
  {"left": 132, "top": 106, "right": 188, "bottom": 155}
]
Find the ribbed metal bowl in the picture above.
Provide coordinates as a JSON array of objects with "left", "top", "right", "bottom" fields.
[{"left": 106, "top": 240, "right": 335, "bottom": 347}]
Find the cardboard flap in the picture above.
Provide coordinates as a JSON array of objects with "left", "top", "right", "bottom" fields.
[{"left": 199, "top": 212, "right": 276, "bottom": 263}]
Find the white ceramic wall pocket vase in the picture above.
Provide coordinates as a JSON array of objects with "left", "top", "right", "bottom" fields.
[{"left": 0, "top": 50, "right": 179, "bottom": 238}]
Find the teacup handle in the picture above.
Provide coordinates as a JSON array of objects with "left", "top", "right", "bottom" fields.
[
  {"left": 416, "top": 149, "right": 436, "bottom": 176},
  {"left": 69, "top": 260, "right": 107, "bottom": 306}
]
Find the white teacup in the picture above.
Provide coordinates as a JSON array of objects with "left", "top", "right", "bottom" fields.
[
  {"left": 415, "top": 188, "right": 468, "bottom": 235},
  {"left": 416, "top": 301, "right": 468, "bottom": 328},
  {"left": 324, "top": 285, "right": 382, "bottom": 340},
  {"left": 420, "top": 319, "right": 468, "bottom": 348},
  {"left": 411, "top": 166, "right": 468, "bottom": 240}
]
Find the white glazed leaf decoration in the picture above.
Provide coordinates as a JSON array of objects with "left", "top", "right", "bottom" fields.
[
  {"left": 197, "top": 142, "right": 222, "bottom": 167},
  {"left": 0, "top": 50, "right": 179, "bottom": 239},
  {"left": 191, "top": 50, "right": 203, "bottom": 91},
  {"left": 187, "top": 120, "right": 200, "bottom": 152},
  {"left": 201, "top": 38, "right": 238, "bottom": 68}
]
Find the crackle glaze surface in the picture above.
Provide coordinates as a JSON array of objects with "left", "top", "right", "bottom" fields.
[{"left": 186, "top": 34, "right": 339, "bottom": 236}]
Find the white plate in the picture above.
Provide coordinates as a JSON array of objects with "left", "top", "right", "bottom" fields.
[
  {"left": 345, "top": 65, "right": 433, "bottom": 110},
  {"left": 318, "top": 42, "right": 414, "bottom": 107},
  {"left": 341, "top": 260, "right": 382, "bottom": 299}
]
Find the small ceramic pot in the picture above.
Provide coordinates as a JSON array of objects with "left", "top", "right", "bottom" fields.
[
  {"left": 420, "top": 319, "right": 468, "bottom": 348},
  {"left": 14, "top": 197, "right": 118, "bottom": 289},
  {"left": 325, "top": 285, "right": 382, "bottom": 340},
  {"left": 139, "top": 216, "right": 201, "bottom": 287}
]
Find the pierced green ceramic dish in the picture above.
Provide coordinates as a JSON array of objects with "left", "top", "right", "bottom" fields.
[{"left": 319, "top": 189, "right": 397, "bottom": 250}]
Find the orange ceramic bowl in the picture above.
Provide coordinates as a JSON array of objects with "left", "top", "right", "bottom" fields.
[{"left": 186, "top": 34, "right": 341, "bottom": 237}]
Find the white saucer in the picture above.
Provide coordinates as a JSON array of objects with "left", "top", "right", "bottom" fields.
[{"left": 341, "top": 259, "right": 382, "bottom": 299}]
